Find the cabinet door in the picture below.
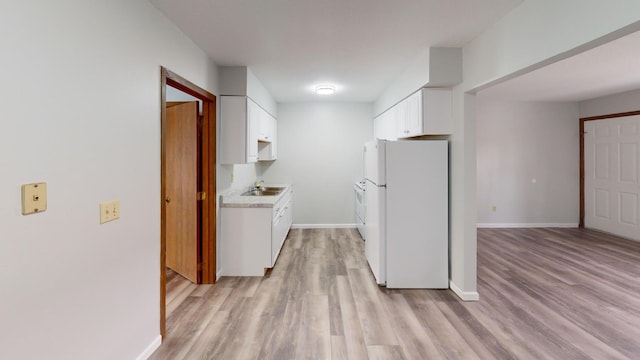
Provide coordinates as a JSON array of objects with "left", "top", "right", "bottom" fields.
[
  {"left": 258, "top": 113, "right": 277, "bottom": 161},
  {"left": 257, "top": 107, "right": 275, "bottom": 142},
  {"left": 270, "top": 115, "right": 277, "bottom": 159},
  {"left": 406, "top": 91, "right": 423, "bottom": 136},
  {"left": 422, "top": 88, "right": 452, "bottom": 135},
  {"left": 265, "top": 112, "right": 275, "bottom": 142},
  {"left": 373, "top": 114, "right": 382, "bottom": 139},
  {"left": 257, "top": 108, "right": 268, "bottom": 141},
  {"left": 395, "top": 98, "right": 409, "bottom": 138},
  {"left": 375, "top": 110, "right": 397, "bottom": 140},
  {"left": 271, "top": 215, "right": 281, "bottom": 266},
  {"left": 246, "top": 99, "right": 259, "bottom": 162}
]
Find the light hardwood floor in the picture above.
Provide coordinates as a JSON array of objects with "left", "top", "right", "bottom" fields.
[{"left": 151, "top": 227, "right": 640, "bottom": 359}]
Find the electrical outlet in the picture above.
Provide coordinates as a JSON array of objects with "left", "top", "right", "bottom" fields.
[{"left": 100, "top": 200, "right": 120, "bottom": 224}]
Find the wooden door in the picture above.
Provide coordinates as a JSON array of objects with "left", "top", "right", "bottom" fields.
[
  {"left": 584, "top": 115, "right": 640, "bottom": 241},
  {"left": 166, "top": 101, "right": 200, "bottom": 283}
]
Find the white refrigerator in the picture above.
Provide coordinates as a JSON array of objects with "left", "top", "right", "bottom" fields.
[{"left": 364, "top": 139, "right": 448, "bottom": 289}]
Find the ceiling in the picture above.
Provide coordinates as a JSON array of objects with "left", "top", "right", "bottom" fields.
[
  {"left": 150, "top": 0, "right": 523, "bottom": 103},
  {"left": 478, "top": 29, "right": 640, "bottom": 102}
]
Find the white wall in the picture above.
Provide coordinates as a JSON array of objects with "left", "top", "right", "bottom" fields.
[
  {"left": 448, "top": 0, "right": 640, "bottom": 299},
  {"left": 0, "top": 1, "right": 219, "bottom": 359},
  {"left": 259, "top": 102, "right": 373, "bottom": 226},
  {"left": 580, "top": 88, "right": 640, "bottom": 118},
  {"left": 476, "top": 100, "right": 580, "bottom": 226},
  {"left": 247, "top": 68, "right": 278, "bottom": 117}
]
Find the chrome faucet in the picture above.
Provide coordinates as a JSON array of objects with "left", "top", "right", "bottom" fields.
[{"left": 249, "top": 179, "right": 264, "bottom": 192}]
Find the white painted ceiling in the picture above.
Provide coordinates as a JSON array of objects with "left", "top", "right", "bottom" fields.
[
  {"left": 478, "top": 29, "right": 640, "bottom": 102},
  {"left": 150, "top": 0, "right": 523, "bottom": 103}
]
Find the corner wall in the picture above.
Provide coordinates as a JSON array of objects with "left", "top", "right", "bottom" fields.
[{"left": 0, "top": 1, "right": 219, "bottom": 359}]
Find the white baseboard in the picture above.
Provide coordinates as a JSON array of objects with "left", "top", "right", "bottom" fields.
[
  {"left": 136, "top": 335, "right": 162, "bottom": 360},
  {"left": 449, "top": 281, "right": 479, "bottom": 301},
  {"left": 291, "top": 224, "right": 356, "bottom": 229},
  {"left": 216, "top": 269, "right": 223, "bottom": 281},
  {"left": 476, "top": 223, "right": 579, "bottom": 229}
]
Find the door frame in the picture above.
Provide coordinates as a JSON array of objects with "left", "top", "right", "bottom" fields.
[
  {"left": 160, "top": 67, "right": 217, "bottom": 337},
  {"left": 579, "top": 110, "right": 640, "bottom": 228}
]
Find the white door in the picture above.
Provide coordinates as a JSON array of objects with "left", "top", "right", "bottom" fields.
[{"left": 584, "top": 115, "right": 640, "bottom": 241}]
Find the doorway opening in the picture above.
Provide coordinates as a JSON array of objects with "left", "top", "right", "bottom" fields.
[
  {"left": 580, "top": 110, "right": 640, "bottom": 242},
  {"left": 160, "top": 67, "right": 217, "bottom": 337}
]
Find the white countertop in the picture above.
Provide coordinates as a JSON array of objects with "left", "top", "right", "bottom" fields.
[{"left": 220, "top": 183, "right": 292, "bottom": 208}]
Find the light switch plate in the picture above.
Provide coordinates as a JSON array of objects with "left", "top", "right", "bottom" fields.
[
  {"left": 22, "top": 182, "right": 47, "bottom": 215},
  {"left": 100, "top": 200, "right": 120, "bottom": 224}
]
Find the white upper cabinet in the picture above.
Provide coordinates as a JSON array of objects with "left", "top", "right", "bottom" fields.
[
  {"left": 374, "top": 108, "right": 398, "bottom": 141},
  {"left": 220, "top": 96, "right": 278, "bottom": 164},
  {"left": 421, "top": 88, "right": 452, "bottom": 135},
  {"left": 258, "top": 112, "right": 277, "bottom": 161},
  {"left": 220, "top": 96, "right": 259, "bottom": 164},
  {"left": 405, "top": 91, "right": 422, "bottom": 136},
  {"left": 397, "top": 88, "right": 452, "bottom": 138},
  {"left": 374, "top": 88, "right": 452, "bottom": 140},
  {"left": 246, "top": 99, "right": 260, "bottom": 161},
  {"left": 258, "top": 109, "right": 276, "bottom": 143}
]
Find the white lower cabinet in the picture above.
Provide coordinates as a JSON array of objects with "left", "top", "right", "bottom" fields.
[
  {"left": 271, "top": 195, "right": 292, "bottom": 264},
  {"left": 221, "top": 187, "right": 293, "bottom": 276}
]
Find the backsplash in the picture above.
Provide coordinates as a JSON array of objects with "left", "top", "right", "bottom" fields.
[{"left": 235, "top": 163, "right": 259, "bottom": 189}]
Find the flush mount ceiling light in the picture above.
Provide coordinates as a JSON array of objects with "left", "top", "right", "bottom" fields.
[{"left": 315, "top": 85, "right": 335, "bottom": 95}]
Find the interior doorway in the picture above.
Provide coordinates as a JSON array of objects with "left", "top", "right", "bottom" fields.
[
  {"left": 581, "top": 110, "right": 640, "bottom": 241},
  {"left": 160, "top": 67, "right": 217, "bottom": 337}
]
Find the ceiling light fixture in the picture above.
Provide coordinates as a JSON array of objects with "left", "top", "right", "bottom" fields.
[{"left": 315, "top": 85, "right": 335, "bottom": 95}]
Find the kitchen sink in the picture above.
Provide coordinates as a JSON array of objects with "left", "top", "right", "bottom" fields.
[
  {"left": 241, "top": 189, "right": 281, "bottom": 196},
  {"left": 261, "top": 186, "right": 286, "bottom": 192}
]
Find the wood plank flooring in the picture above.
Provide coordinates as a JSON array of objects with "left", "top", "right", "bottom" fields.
[{"left": 150, "top": 227, "right": 640, "bottom": 359}]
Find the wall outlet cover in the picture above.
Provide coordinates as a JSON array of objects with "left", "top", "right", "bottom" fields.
[
  {"left": 100, "top": 200, "right": 120, "bottom": 224},
  {"left": 22, "top": 182, "right": 47, "bottom": 215}
]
